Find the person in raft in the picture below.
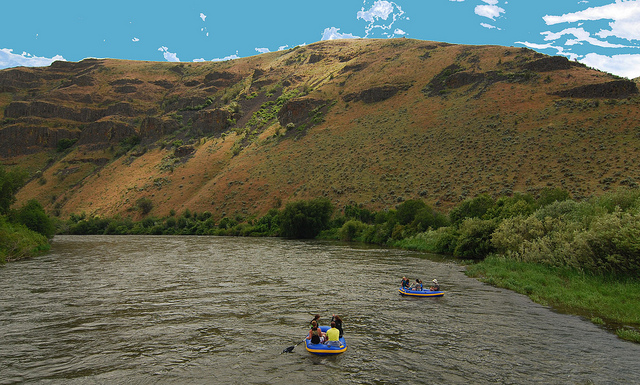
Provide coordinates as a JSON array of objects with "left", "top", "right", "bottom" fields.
[
  {"left": 410, "top": 279, "right": 423, "bottom": 291},
  {"left": 324, "top": 321, "right": 341, "bottom": 347},
  {"left": 430, "top": 279, "right": 440, "bottom": 291},
  {"left": 307, "top": 320, "right": 325, "bottom": 344},
  {"left": 331, "top": 314, "right": 344, "bottom": 338},
  {"left": 401, "top": 277, "right": 410, "bottom": 288},
  {"left": 310, "top": 314, "right": 321, "bottom": 327}
]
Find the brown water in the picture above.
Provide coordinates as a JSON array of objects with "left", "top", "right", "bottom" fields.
[{"left": 1, "top": 235, "right": 638, "bottom": 384}]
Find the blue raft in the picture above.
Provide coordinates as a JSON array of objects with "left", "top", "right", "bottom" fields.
[
  {"left": 399, "top": 287, "right": 444, "bottom": 297},
  {"left": 305, "top": 326, "right": 347, "bottom": 355}
]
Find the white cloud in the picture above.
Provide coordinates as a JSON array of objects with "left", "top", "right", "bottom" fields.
[
  {"left": 0, "top": 48, "right": 65, "bottom": 70},
  {"left": 544, "top": 1, "right": 640, "bottom": 42},
  {"left": 394, "top": 28, "right": 406, "bottom": 35},
  {"left": 200, "top": 13, "right": 207, "bottom": 22},
  {"left": 475, "top": 4, "right": 505, "bottom": 20},
  {"left": 158, "top": 46, "right": 180, "bottom": 62},
  {"left": 357, "top": 0, "right": 395, "bottom": 22},
  {"left": 541, "top": 27, "right": 632, "bottom": 48},
  {"left": 357, "top": 0, "right": 406, "bottom": 37},
  {"left": 211, "top": 52, "right": 240, "bottom": 62},
  {"left": 516, "top": 40, "right": 581, "bottom": 61},
  {"left": 132, "top": 37, "right": 139, "bottom": 42},
  {"left": 321, "top": 27, "right": 360, "bottom": 40},
  {"left": 255, "top": 47, "right": 270, "bottom": 54},
  {"left": 278, "top": 45, "right": 289, "bottom": 51},
  {"left": 481, "top": 23, "right": 501, "bottom": 30},
  {"left": 193, "top": 58, "right": 205, "bottom": 62},
  {"left": 580, "top": 52, "right": 640, "bottom": 79}
]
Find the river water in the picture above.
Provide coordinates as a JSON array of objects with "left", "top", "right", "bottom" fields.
[{"left": 1, "top": 235, "right": 638, "bottom": 384}]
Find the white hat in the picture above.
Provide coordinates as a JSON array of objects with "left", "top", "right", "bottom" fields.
[{"left": 432, "top": 279, "right": 438, "bottom": 284}]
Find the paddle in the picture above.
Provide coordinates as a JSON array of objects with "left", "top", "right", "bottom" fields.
[{"left": 282, "top": 339, "right": 305, "bottom": 353}]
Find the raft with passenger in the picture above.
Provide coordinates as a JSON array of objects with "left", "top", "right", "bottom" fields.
[
  {"left": 398, "top": 287, "right": 444, "bottom": 297},
  {"left": 305, "top": 326, "right": 347, "bottom": 355}
]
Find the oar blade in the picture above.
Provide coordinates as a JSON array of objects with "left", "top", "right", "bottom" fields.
[{"left": 282, "top": 345, "right": 296, "bottom": 353}]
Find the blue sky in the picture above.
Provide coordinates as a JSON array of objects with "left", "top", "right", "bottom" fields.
[{"left": 1, "top": 0, "right": 640, "bottom": 78}]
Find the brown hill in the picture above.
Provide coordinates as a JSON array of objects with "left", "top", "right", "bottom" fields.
[{"left": 1, "top": 38, "right": 639, "bottom": 220}]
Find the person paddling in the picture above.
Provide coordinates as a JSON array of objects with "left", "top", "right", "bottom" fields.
[
  {"left": 331, "top": 314, "right": 344, "bottom": 338},
  {"left": 306, "top": 320, "right": 325, "bottom": 344}
]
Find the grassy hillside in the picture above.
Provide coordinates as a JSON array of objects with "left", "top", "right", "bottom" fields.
[{"left": 1, "top": 38, "right": 639, "bottom": 220}]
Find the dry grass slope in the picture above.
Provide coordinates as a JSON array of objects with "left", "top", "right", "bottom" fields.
[{"left": 1, "top": 38, "right": 639, "bottom": 220}]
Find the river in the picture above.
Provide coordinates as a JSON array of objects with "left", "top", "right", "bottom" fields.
[{"left": 1, "top": 235, "right": 638, "bottom": 384}]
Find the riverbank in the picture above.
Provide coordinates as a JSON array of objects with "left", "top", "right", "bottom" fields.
[
  {"left": 464, "top": 256, "right": 640, "bottom": 343},
  {"left": 0, "top": 217, "right": 50, "bottom": 263}
]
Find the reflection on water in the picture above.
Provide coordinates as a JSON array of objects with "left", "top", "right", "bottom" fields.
[{"left": 0, "top": 235, "right": 638, "bottom": 384}]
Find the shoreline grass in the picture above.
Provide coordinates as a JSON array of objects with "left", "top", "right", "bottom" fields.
[{"left": 464, "top": 255, "right": 640, "bottom": 343}]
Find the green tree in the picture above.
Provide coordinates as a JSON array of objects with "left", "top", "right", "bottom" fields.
[
  {"left": 449, "top": 194, "right": 495, "bottom": 225},
  {"left": 412, "top": 206, "right": 449, "bottom": 231},
  {"left": 454, "top": 218, "right": 497, "bottom": 259},
  {"left": 0, "top": 167, "right": 28, "bottom": 215},
  {"left": 13, "top": 200, "right": 56, "bottom": 238},
  {"left": 486, "top": 193, "right": 536, "bottom": 220},
  {"left": 279, "top": 198, "right": 334, "bottom": 238},
  {"left": 396, "top": 199, "right": 427, "bottom": 225}
]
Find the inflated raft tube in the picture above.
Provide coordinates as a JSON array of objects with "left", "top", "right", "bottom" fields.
[
  {"left": 398, "top": 287, "right": 444, "bottom": 297},
  {"left": 305, "top": 326, "right": 347, "bottom": 355}
]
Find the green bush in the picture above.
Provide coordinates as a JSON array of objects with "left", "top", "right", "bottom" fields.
[
  {"left": 486, "top": 193, "right": 536, "bottom": 220},
  {"left": 537, "top": 187, "right": 571, "bottom": 207},
  {"left": 136, "top": 197, "right": 154, "bottom": 215},
  {"left": 279, "top": 198, "right": 334, "bottom": 239},
  {"left": 0, "top": 216, "right": 50, "bottom": 263},
  {"left": 12, "top": 199, "right": 56, "bottom": 238},
  {"left": 453, "top": 218, "right": 497, "bottom": 259},
  {"left": 338, "top": 219, "right": 368, "bottom": 241},
  {"left": 412, "top": 206, "right": 449, "bottom": 231},
  {"left": 449, "top": 194, "right": 495, "bottom": 225},
  {"left": 396, "top": 199, "right": 426, "bottom": 225},
  {"left": 56, "top": 138, "right": 78, "bottom": 152},
  {"left": 579, "top": 210, "right": 640, "bottom": 275},
  {"left": 0, "top": 167, "right": 28, "bottom": 215}
]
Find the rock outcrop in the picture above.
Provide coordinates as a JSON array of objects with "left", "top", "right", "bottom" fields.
[
  {"left": 0, "top": 124, "right": 78, "bottom": 156},
  {"left": 343, "top": 84, "right": 411, "bottom": 103},
  {"left": 192, "top": 108, "right": 233, "bottom": 133},
  {"left": 277, "top": 98, "right": 326, "bottom": 126},
  {"left": 552, "top": 80, "right": 639, "bottom": 99}
]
